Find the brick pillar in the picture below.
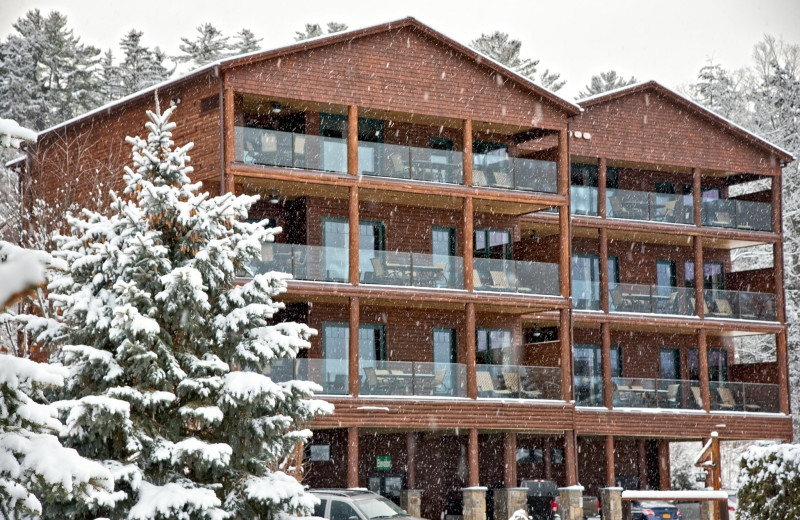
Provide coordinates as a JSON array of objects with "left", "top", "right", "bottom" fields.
[
  {"left": 462, "top": 487, "right": 488, "bottom": 520},
  {"left": 400, "top": 490, "right": 422, "bottom": 518},
  {"left": 558, "top": 487, "right": 584, "bottom": 520},
  {"left": 599, "top": 488, "right": 622, "bottom": 520},
  {"left": 699, "top": 500, "right": 715, "bottom": 520},
  {"left": 492, "top": 488, "right": 527, "bottom": 520}
]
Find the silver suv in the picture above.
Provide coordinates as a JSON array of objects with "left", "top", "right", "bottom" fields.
[{"left": 310, "top": 489, "right": 423, "bottom": 520}]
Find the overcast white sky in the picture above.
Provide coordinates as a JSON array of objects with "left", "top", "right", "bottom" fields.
[{"left": 1, "top": 0, "right": 799, "bottom": 99}]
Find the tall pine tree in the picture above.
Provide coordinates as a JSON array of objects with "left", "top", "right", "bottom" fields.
[
  {"left": 469, "top": 31, "right": 565, "bottom": 92},
  {"left": 577, "top": 70, "right": 638, "bottom": 100},
  {"left": 33, "top": 99, "right": 331, "bottom": 518}
]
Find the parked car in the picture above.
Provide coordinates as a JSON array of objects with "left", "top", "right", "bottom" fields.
[
  {"left": 310, "top": 489, "right": 424, "bottom": 520},
  {"left": 631, "top": 500, "right": 681, "bottom": 520}
]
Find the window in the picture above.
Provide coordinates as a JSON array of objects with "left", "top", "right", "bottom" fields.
[
  {"left": 330, "top": 500, "right": 361, "bottom": 520},
  {"left": 313, "top": 499, "right": 328, "bottom": 518},
  {"left": 572, "top": 253, "right": 619, "bottom": 310},
  {"left": 476, "top": 328, "right": 513, "bottom": 365},
  {"left": 474, "top": 228, "right": 511, "bottom": 259},
  {"left": 574, "top": 343, "right": 621, "bottom": 406},
  {"left": 660, "top": 348, "right": 680, "bottom": 381},
  {"left": 322, "top": 217, "right": 386, "bottom": 283},
  {"left": 321, "top": 322, "right": 386, "bottom": 393},
  {"left": 359, "top": 324, "right": 387, "bottom": 365},
  {"left": 688, "top": 348, "right": 728, "bottom": 383},
  {"left": 684, "top": 261, "right": 724, "bottom": 294},
  {"left": 432, "top": 226, "right": 456, "bottom": 287}
]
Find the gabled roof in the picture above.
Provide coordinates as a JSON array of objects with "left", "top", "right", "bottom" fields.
[
  {"left": 578, "top": 80, "right": 794, "bottom": 163},
  {"left": 38, "top": 17, "right": 580, "bottom": 138}
]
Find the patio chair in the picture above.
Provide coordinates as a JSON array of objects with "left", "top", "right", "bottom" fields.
[
  {"left": 388, "top": 152, "right": 409, "bottom": 178},
  {"left": 371, "top": 257, "right": 403, "bottom": 284},
  {"left": 489, "top": 270, "right": 513, "bottom": 291},
  {"left": 476, "top": 371, "right": 512, "bottom": 398},
  {"left": 690, "top": 297, "right": 711, "bottom": 316},
  {"left": 665, "top": 384, "right": 680, "bottom": 407},
  {"left": 615, "top": 384, "right": 632, "bottom": 406},
  {"left": 656, "top": 199, "right": 677, "bottom": 221},
  {"left": 608, "top": 196, "right": 629, "bottom": 219},
  {"left": 712, "top": 211, "right": 734, "bottom": 227},
  {"left": 363, "top": 366, "right": 391, "bottom": 394},
  {"left": 718, "top": 386, "right": 761, "bottom": 412},
  {"left": 502, "top": 372, "right": 542, "bottom": 399},
  {"left": 473, "top": 169, "right": 488, "bottom": 187},
  {"left": 690, "top": 386, "right": 703, "bottom": 408},
  {"left": 293, "top": 134, "right": 306, "bottom": 167},
  {"left": 431, "top": 368, "right": 449, "bottom": 395},
  {"left": 492, "top": 170, "right": 513, "bottom": 189},
  {"left": 713, "top": 298, "right": 735, "bottom": 318}
]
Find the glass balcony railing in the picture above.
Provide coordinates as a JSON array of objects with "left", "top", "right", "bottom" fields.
[
  {"left": 609, "top": 378, "right": 700, "bottom": 410},
  {"left": 702, "top": 199, "right": 772, "bottom": 231},
  {"left": 606, "top": 189, "right": 694, "bottom": 224},
  {"left": 574, "top": 374, "right": 604, "bottom": 406},
  {"left": 361, "top": 250, "right": 464, "bottom": 289},
  {"left": 709, "top": 381, "right": 779, "bottom": 413},
  {"left": 473, "top": 154, "right": 558, "bottom": 193},
  {"left": 473, "top": 258, "right": 559, "bottom": 295},
  {"left": 609, "top": 284, "right": 695, "bottom": 316},
  {"left": 477, "top": 364, "right": 561, "bottom": 399},
  {"left": 235, "top": 127, "right": 349, "bottom": 174},
  {"left": 251, "top": 243, "right": 349, "bottom": 283},
  {"left": 571, "top": 186, "right": 598, "bottom": 215},
  {"left": 358, "top": 141, "right": 463, "bottom": 184},
  {"left": 266, "top": 358, "right": 348, "bottom": 395},
  {"left": 700, "top": 289, "right": 777, "bottom": 321},
  {"left": 572, "top": 280, "right": 600, "bottom": 310},
  {"left": 359, "top": 360, "right": 466, "bottom": 397}
]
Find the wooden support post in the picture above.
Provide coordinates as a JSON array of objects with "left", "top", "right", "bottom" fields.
[
  {"left": 698, "top": 329, "right": 710, "bottom": 412},
  {"left": 463, "top": 119, "right": 473, "bottom": 187},
  {"left": 772, "top": 176, "right": 789, "bottom": 415},
  {"left": 504, "top": 432, "right": 517, "bottom": 487},
  {"left": 692, "top": 167, "right": 702, "bottom": 227},
  {"left": 468, "top": 428, "right": 480, "bottom": 488},
  {"left": 598, "top": 157, "right": 607, "bottom": 218},
  {"left": 777, "top": 329, "right": 789, "bottom": 414},
  {"left": 558, "top": 129, "right": 569, "bottom": 197},
  {"left": 601, "top": 322, "right": 613, "bottom": 409},
  {"left": 348, "top": 426, "right": 359, "bottom": 488},
  {"left": 560, "top": 309, "right": 572, "bottom": 401},
  {"left": 223, "top": 88, "right": 235, "bottom": 194},
  {"left": 466, "top": 302, "right": 477, "bottom": 399},
  {"left": 637, "top": 439, "right": 647, "bottom": 490},
  {"left": 565, "top": 431, "right": 578, "bottom": 486},
  {"left": 407, "top": 432, "right": 417, "bottom": 490},
  {"left": 605, "top": 435, "right": 616, "bottom": 488},
  {"left": 464, "top": 197, "right": 474, "bottom": 291},
  {"left": 348, "top": 105, "right": 358, "bottom": 175},
  {"left": 544, "top": 437, "right": 553, "bottom": 480},
  {"left": 599, "top": 228, "right": 609, "bottom": 313},
  {"left": 693, "top": 236, "right": 704, "bottom": 319},
  {"left": 349, "top": 297, "right": 360, "bottom": 397},
  {"left": 559, "top": 205, "right": 571, "bottom": 298},
  {"left": 658, "top": 441, "right": 671, "bottom": 490},
  {"left": 349, "top": 186, "right": 360, "bottom": 285}
]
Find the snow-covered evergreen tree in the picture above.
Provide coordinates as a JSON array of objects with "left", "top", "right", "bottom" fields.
[
  {"left": 175, "top": 24, "right": 231, "bottom": 67},
  {"left": 115, "top": 30, "right": 172, "bottom": 99},
  {"left": 577, "top": 70, "right": 638, "bottom": 99},
  {"left": 294, "top": 22, "right": 349, "bottom": 41},
  {"left": 30, "top": 99, "right": 331, "bottom": 518},
  {"left": 233, "top": 29, "right": 262, "bottom": 55},
  {"left": 469, "top": 31, "right": 565, "bottom": 92}
]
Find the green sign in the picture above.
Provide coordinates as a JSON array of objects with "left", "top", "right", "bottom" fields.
[{"left": 376, "top": 456, "right": 391, "bottom": 471}]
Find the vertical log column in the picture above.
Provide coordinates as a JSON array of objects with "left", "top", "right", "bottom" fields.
[
  {"left": 543, "top": 437, "right": 553, "bottom": 480},
  {"left": 466, "top": 302, "right": 477, "bottom": 399},
  {"left": 692, "top": 167, "right": 702, "bottom": 227},
  {"left": 693, "top": 236, "right": 704, "bottom": 319},
  {"left": 348, "top": 426, "right": 359, "bottom": 488},
  {"left": 464, "top": 197, "right": 474, "bottom": 291},
  {"left": 560, "top": 309, "right": 572, "bottom": 401},
  {"left": 503, "top": 432, "right": 517, "bottom": 487},
  {"left": 463, "top": 119, "right": 473, "bottom": 187},
  {"left": 349, "top": 297, "right": 360, "bottom": 397},
  {"left": 406, "top": 432, "right": 417, "bottom": 489},
  {"left": 658, "top": 441, "right": 671, "bottom": 490},
  {"left": 557, "top": 129, "right": 572, "bottom": 404},
  {"left": 637, "top": 439, "right": 647, "bottom": 490},
  {"left": 772, "top": 175, "right": 790, "bottom": 414},
  {"left": 347, "top": 105, "right": 360, "bottom": 288},
  {"left": 698, "top": 329, "right": 710, "bottom": 412},
  {"left": 468, "top": 428, "right": 480, "bottom": 487},
  {"left": 222, "top": 88, "right": 236, "bottom": 194},
  {"left": 598, "top": 156, "right": 607, "bottom": 218},
  {"left": 605, "top": 435, "right": 616, "bottom": 488},
  {"left": 565, "top": 431, "right": 578, "bottom": 486},
  {"left": 601, "top": 323, "right": 613, "bottom": 409}
]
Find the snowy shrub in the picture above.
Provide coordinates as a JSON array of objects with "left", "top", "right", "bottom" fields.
[
  {"left": 738, "top": 442, "right": 800, "bottom": 520},
  {"left": 26, "top": 100, "right": 332, "bottom": 518}
]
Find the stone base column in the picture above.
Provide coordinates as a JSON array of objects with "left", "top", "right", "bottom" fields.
[
  {"left": 699, "top": 501, "right": 715, "bottom": 520},
  {"left": 462, "top": 487, "right": 487, "bottom": 520},
  {"left": 492, "top": 488, "right": 527, "bottom": 520},
  {"left": 599, "top": 488, "right": 623, "bottom": 520},
  {"left": 400, "top": 490, "right": 422, "bottom": 518},
  {"left": 558, "top": 487, "right": 583, "bottom": 520}
]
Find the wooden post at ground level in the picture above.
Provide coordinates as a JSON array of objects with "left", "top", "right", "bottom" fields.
[
  {"left": 658, "top": 441, "right": 671, "bottom": 490},
  {"left": 407, "top": 432, "right": 417, "bottom": 489},
  {"left": 463, "top": 119, "right": 473, "bottom": 187},
  {"left": 698, "top": 329, "right": 710, "bottom": 412},
  {"left": 349, "top": 186, "right": 360, "bottom": 285},
  {"left": 601, "top": 322, "right": 613, "bottom": 409},
  {"left": 503, "top": 432, "right": 517, "bottom": 487},
  {"left": 606, "top": 435, "right": 615, "bottom": 488},
  {"left": 349, "top": 297, "right": 360, "bottom": 397},
  {"left": 348, "top": 427, "right": 359, "bottom": 488},
  {"left": 468, "top": 428, "right": 480, "bottom": 488},
  {"left": 466, "top": 303, "right": 477, "bottom": 399},
  {"left": 348, "top": 105, "right": 358, "bottom": 175},
  {"left": 560, "top": 309, "right": 572, "bottom": 401},
  {"left": 544, "top": 437, "right": 553, "bottom": 480},
  {"left": 464, "top": 197, "right": 474, "bottom": 291},
  {"left": 565, "top": 431, "right": 578, "bottom": 486},
  {"left": 637, "top": 439, "right": 647, "bottom": 490}
]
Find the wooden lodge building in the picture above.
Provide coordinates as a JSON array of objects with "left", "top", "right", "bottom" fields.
[{"left": 28, "top": 18, "right": 793, "bottom": 520}]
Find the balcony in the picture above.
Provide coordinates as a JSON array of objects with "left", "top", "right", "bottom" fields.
[
  {"left": 362, "top": 250, "right": 464, "bottom": 289},
  {"left": 701, "top": 199, "right": 772, "bottom": 232},
  {"left": 357, "top": 141, "right": 462, "bottom": 184},
  {"left": 473, "top": 154, "right": 557, "bottom": 192},
  {"left": 606, "top": 189, "right": 693, "bottom": 224},
  {"left": 570, "top": 186, "right": 598, "bottom": 215},
  {"left": 700, "top": 289, "right": 777, "bottom": 321},
  {"left": 236, "top": 127, "right": 349, "bottom": 174},
  {"left": 252, "top": 243, "right": 349, "bottom": 283},
  {"left": 359, "top": 360, "right": 467, "bottom": 397},
  {"left": 266, "top": 358, "right": 349, "bottom": 395},
  {"left": 609, "top": 284, "right": 695, "bottom": 316},
  {"left": 709, "top": 380, "right": 779, "bottom": 413},
  {"left": 473, "top": 258, "right": 559, "bottom": 295},
  {"left": 476, "top": 364, "right": 561, "bottom": 399}
]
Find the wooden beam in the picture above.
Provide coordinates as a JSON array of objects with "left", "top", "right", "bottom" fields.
[
  {"left": 349, "top": 297, "right": 360, "bottom": 397},
  {"left": 468, "top": 428, "right": 480, "bottom": 488},
  {"left": 407, "top": 432, "right": 417, "bottom": 489},
  {"left": 658, "top": 440, "right": 671, "bottom": 490},
  {"left": 692, "top": 167, "right": 702, "bottom": 227},
  {"left": 559, "top": 206, "right": 570, "bottom": 298},
  {"left": 463, "top": 119, "right": 473, "bottom": 187},
  {"left": 693, "top": 236, "right": 704, "bottom": 319},
  {"left": 463, "top": 197, "right": 474, "bottom": 291},
  {"left": 601, "top": 322, "right": 613, "bottom": 409},
  {"left": 348, "top": 426, "right": 359, "bottom": 488},
  {"left": 565, "top": 431, "right": 578, "bottom": 486},
  {"left": 544, "top": 437, "right": 552, "bottom": 480},
  {"left": 504, "top": 432, "right": 517, "bottom": 487},
  {"left": 223, "top": 87, "right": 235, "bottom": 194},
  {"left": 348, "top": 105, "right": 358, "bottom": 175},
  {"left": 606, "top": 435, "right": 616, "bottom": 488},
  {"left": 349, "top": 186, "right": 359, "bottom": 285},
  {"left": 558, "top": 129, "right": 569, "bottom": 196},
  {"left": 777, "top": 329, "right": 789, "bottom": 414},
  {"left": 637, "top": 439, "right": 647, "bottom": 490},
  {"left": 599, "top": 228, "right": 609, "bottom": 313},
  {"left": 698, "top": 329, "right": 711, "bottom": 412},
  {"left": 598, "top": 156, "right": 607, "bottom": 218},
  {"left": 560, "top": 309, "right": 572, "bottom": 401},
  {"left": 466, "top": 302, "right": 477, "bottom": 399}
]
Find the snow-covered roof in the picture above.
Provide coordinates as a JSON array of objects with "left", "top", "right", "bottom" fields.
[
  {"left": 622, "top": 490, "right": 729, "bottom": 500},
  {"left": 38, "top": 17, "right": 581, "bottom": 139},
  {"left": 577, "top": 80, "right": 795, "bottom": 162}
]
